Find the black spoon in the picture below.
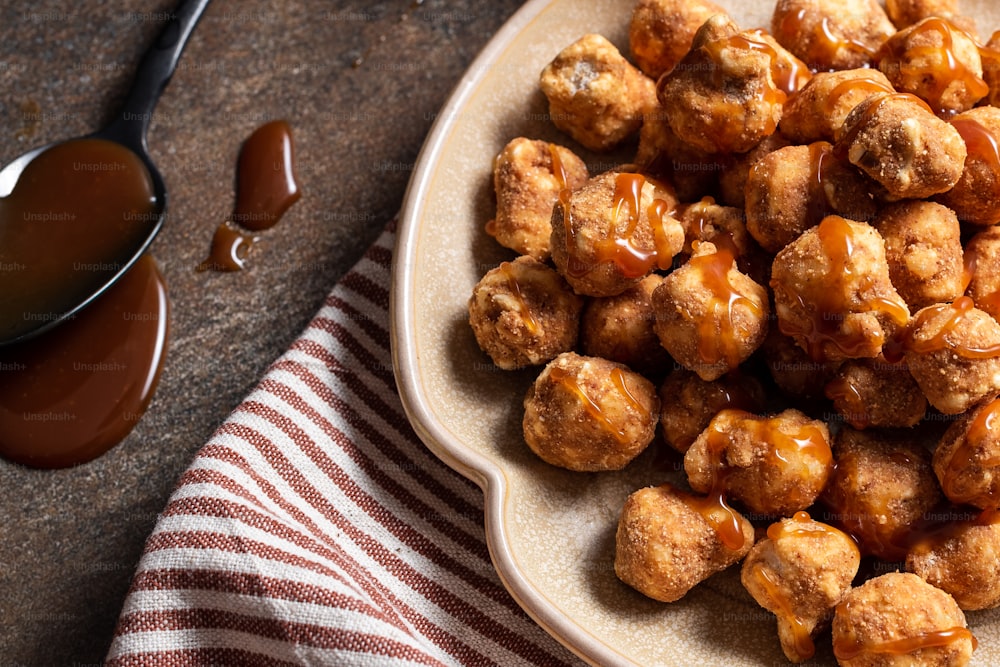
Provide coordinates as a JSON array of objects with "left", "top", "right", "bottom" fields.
[{"left": 0, "top": 0, "right": 211, "bottom": 345}]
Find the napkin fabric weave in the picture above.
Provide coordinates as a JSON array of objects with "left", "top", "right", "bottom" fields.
[{"left": 106, "top": 221, "right": 581, "bottom": 666}]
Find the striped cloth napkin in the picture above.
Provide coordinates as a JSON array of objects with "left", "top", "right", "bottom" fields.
[{"left": 105, "top": 220, "right": 582, "bottom": 666}]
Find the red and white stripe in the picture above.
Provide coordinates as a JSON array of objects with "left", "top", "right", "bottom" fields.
[{"left": 106, "top": 222, "right": 581, "bottom": 666}]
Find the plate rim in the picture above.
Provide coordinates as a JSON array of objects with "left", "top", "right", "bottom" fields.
[{"left": 389, "top": 0, "right": 635, "bottom": 664}]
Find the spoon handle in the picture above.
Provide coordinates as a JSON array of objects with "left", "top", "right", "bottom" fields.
[{"left": 102, "top": 0, "right": 213, "bottom": 151}]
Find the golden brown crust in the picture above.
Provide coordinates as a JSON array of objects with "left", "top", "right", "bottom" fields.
[
  {"left": 876, "top": 17, "right": 986, "bottom": 115},
  {"left": 651, "top": 241, "right": 770, "bottom": 381},
  {"left": 745, "top": 142, "right": 879, "bottom": 254},
  {"left": 614, "top": 483, "right": 754, "bottom": 602},
  {"left": 771, "top": 0, "right": 895, "bottom": 71},
  {"left": 779, "top": 69, "right": 895, "bottom": 146},
  {"left": 907, "top": 512, "right": 1000, "bottom": 611},
  {"left": 933, "top": 398, "right": 1000, "bottom": 509},
  {"left": 628, "top": 0, "right": 728, "bottom": 79},
  {"left": 549, "top": 171, "right": 682, "bottom": 297},
  {"left": 684, "top": 408, "right": 833, "bottom": 516},
  {"left": 579, "top": 274, "right": 673, "bottom": 376},
  {"left": 937, "top": 106, "right": 1000, "bottom": 226},
  {"left": 657, "top": 369, "right": 765, "bottom": 453},
  {"left": 904, "top": 301, "right": 1000, "bottom": 415},
  {"left": 824, "top": 357, "right": 928, "bottom": 429},
  {"left": 965, "top": 225, "right": 1000, "bottom": 323},
  {"left": 835, "top": 93, "right": 967, "bottom": 201},
  {"left": 539, "top": 34, "right": 656, "bottom": 152},
  {"left": 468, "top": 256, "right": 584, "bottom": 370},
  {"left": 656, "top": 15, "right": 785, "bottom": 155},
  {"left": 821, "top": 427, "right": 943, "bottom": 561},
  {"left": 488, "top": 138, "right": 589, "bottom": 260},
  {"left": 741, "top": 512, "right": 860, "bottom": 662},
  {"left": 874, "top": 200, "right": 965, "bottom": 311},
  {"left": 522, "top": 352, "right": 660, "bottom": 471},
  {"left": 831, "top": 572, "right": 973, "bottom": 667}
]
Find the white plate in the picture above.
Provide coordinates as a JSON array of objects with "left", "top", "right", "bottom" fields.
[{"left": 391, "top": 1, "right": 1000, "bottom": 664}]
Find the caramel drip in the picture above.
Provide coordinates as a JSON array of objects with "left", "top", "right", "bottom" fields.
[
  {"left": 688, "top": 415, "right": 749, "bottom": 550},
  {"left": 746, "top": 29, "right": 811, "bottom": 95},
  {"left": 548, "top": 365, "right": 644, "bottom": 444},
  {"left": 683, "top": 243, "right": 762, "bottom": 366},
  {"left": 905, "top": 296, "right": 1000, "bottom": 358},
  {"left": 498, "top": 261, "right": 539, "bottom": 335},
  {"left": 752, "top": 562, "right": 816, "bottom": 660},
  {"left": 940, "top": 398, "right": 1000, "bottom": 502},
  {"left": 680, "top": 196, "right": 739, "bottom": 257},
  {"left": 777, "top": 215, "right": 910, "bottom": 361},
  {"left": 952, "top": 116, "right": 1000, "bottom": 180},
  {"left": 567, "top": 173, "right": 674, "bottom": 278},
  {"left": 699, "top": 34, "right": 785, "bottom": 145},
  {"left": 805, "top": 141, "right": 836, "bottom": 227},
  {"left": 548, "top": 143, "right": 570, "bottom": 192},
  {"left": 778, "top": 9, "right": 877, "bottom": 68},
  {"left": 962, "top": 246, "right": 978, "bottom": 294},
  {"left": 823, "top": 76, "right": 895, "bottom": 117},
  {"left": 824, "top": 375, "right": 868, "bottom": 428},
  {"left": 877, "top": 17, "right": 988, "bottom": 116},
  {"left": 833, "top": 622, "right": 977, "bottom": 660}
]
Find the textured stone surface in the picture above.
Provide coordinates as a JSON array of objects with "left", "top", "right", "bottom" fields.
[{"left": 0, "top": 0, "right": 522, "bottom": 663}]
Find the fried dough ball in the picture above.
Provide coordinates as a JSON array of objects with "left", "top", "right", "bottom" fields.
[
  {"left": 675, "top": 197, "right": 758, "bottom": 267},
  {"left": 487, "top": 138, "right": 589, "bottom": 260},
  {"left": 651, "top": 241, "right": 770, "bottom": 381},
  {"left": 550, "top": 171, "right": 682, "bottom": 297},
  {"left": 468, "top": 256, "right": 584, "bottom": 370},
  {"left": 933, "top": 397, "right": 1000, "bottom": 509},
  {"left": 835, "top": 92, "right": 967, "bottom": 201},
  {"left": 902, "top": 297, "right": 1000, "bottom": 415},
  {"left": 874, "top": 200, "right": 965, "bottom": 311},
  {"left": 907, "top": 510, "right": 1000, "bottom": 611},
  {"left": 745, "top": 142, "right": 879, "bottom": 254},
  {"left": 741, "top": 512, "right": 861, "bottom": 663},
  {"left": 831, "top": 572, "right": 974, "bottom": 666},
  {"left": 635, "top": 105, "right": 726, "bottom": 202},
  {"left": 539, "top": 34, "right": 656, "bottom": 152},
  {"left": 628, "top": 0, "right": 728, "bottom": 80},
  {"left": 762, "top": 327, "right": 843, "bottom": 405},
  {"left": 717, "top": 131, "right": 791, "bottom": 209},
  {"left": 771, "top": 0, "right": 895, "bottom": 71},
  {"left": 580, "top": 274, "right": 672, "bottom": 377},
  {"left": 684, "top": 408, "right": 833, "bottom": 517},
  {"left": 937, "top": 107, "right": 1000, "bottom": 226},
  {"left": 965, "top": 226, "right": 1000, "bottom": 323},
  {"left": 876, "top": 17, "right": 987, "bottom": 115},
  {"left": 658, "top": 369, "right": 765, "bottom": 453},
  {"left": 885, "top": 0, "right": 978, "bottom": 35},
  {"left": 656, "top": 15, "right": 785, "bottom": 155},
  {"left": 824, "top": 357, "right": 927, "bottom": 429},
  {"left": 614, "top": 482, "right": 754, "bottom": 602},
  {"left": 821, "top": 427, "right": 943, "bottom": 561},
  {"left": 779, "top": 69, "right": 895, "bottom": 145},
  {"left": 770, "top": 216, "right": 910, "bottom": 363},
  {"left": 522, "top": 352, "right": 659, "bottom": 471}
]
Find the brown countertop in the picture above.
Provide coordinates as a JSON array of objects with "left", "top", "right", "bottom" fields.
[{"left": 0, "top": 1, "right": 523, "bottom": 663}]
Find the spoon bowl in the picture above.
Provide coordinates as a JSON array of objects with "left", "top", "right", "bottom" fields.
[{"left": 0, "top": 0, "right": 210, "bottom": 346}]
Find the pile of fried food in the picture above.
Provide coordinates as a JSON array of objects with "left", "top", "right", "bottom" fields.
[{"left": 467, "top": 0, "right": 1000, "bottom": 663}]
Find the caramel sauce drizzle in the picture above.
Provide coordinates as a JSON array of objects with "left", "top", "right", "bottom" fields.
[
  {"left": 940, "top": 398, "right": 1000, "bottom": 502},
  {"left": 567, "top": 173, "right": 676, "bottom": 279},
  {"left": 833, "top": 619, "right": 976, "bottom": 660},
  {"left": 903, "top": 296, "right": 1000, "bottom": 358},
  {"left": 824, "top": 374, "right": 869, "bottom": 428},
  {"left": 548, "top": 365, "right": 647, "bottom": 444},
  {"left": 777, "top": 216, "right": 910, "bottom": 361},
  {"left": 754, "top": 512, "right": 858, "bottom": 661},
  {"left": 746, "top": 29, "right": 811, "bottom": 95},
  {"left": 877, "top": 17, "right": 988, "bottom": 116},
  {"left": 548, "top": 142, "right": 570, "bottom": 192},
  {"left": 498, "top": 261, "right": 539, "bottom": 335},
  {"left": 823, "top": 76, "right": 895, "bottom": 118},
  {"left": 951, "top": 116, "right": 1000, "bottom": 180},
  {"left": 684, "top": 242, "right": 762, "bottom": 366},
  {"left": 779, "top": 9, "right": 877, "bottom": 68}
]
